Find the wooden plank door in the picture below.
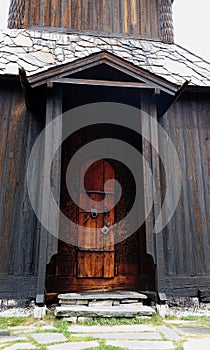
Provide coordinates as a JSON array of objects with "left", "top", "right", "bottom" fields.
[{"left": 77, "top": 160, "right": 115, "bottom": 278}]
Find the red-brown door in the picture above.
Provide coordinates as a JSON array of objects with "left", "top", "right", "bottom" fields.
[{"left": 77, "top": 160, "right": 115, "bottom": 278}]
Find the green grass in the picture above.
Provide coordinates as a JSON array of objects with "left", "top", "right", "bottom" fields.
[
  {"left": 0, "top": 316, "right": 36, "bottom": 329},
  {"left": 173, "top": 340, "right": 185, "bottom": 350},
  {"left": 86, "top": 339, "right": 127, "bottom": 349},
  {"left": 79, "top": 314, "right": 164, "bottom": 326},
  {"left": 0, "top": 313, "right": 164, "bottom": 329}
]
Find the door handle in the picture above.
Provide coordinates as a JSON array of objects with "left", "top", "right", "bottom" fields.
[{"left": 91, "top": 208, "right": 98, "bottom": 218}]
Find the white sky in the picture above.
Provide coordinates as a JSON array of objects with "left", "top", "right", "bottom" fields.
[{"left": 0, "top": 0, "right": 210, "bottom": 61}]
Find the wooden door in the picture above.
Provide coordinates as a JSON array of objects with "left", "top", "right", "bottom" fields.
[{"left": 77, "top": 160, "right": 115, "bottom": 278}]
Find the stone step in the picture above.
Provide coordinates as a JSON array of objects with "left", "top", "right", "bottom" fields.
[
  {"left": 58, "top": 291, "right": 148, "bottom": 307},
  {"left": 54, "top": 304, "right": 155, "bottom": 318}
]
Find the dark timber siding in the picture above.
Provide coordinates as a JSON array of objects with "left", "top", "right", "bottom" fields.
[
  {"left": 0, "top": 82, "right": 209, "bottom": 299},
  {"left": 8, "top": 0, "right": 161, "bottom": 39},
  {"left": 0, "top": 82, "right": 44, "bottom": 298},
  {"left": 159, "top": 92, "right": 210, "bottom": 296}
]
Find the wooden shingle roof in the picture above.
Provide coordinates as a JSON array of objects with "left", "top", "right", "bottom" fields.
[{"left": 0, "top": 29, "right": 210, "bottom": 87}]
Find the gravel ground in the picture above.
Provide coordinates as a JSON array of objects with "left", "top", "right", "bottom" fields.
[
  {"left": 0, "top": 307, "right": 34, "bottom": 317},
  {"left": 169, "top": 308, "right": 210, "bottom": 317},
  {"left": 1, "top": 304, "right": 210, "bottom": 318}
]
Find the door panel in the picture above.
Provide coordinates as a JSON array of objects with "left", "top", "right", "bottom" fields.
[{"left": 77, "top": 160, "right": 115, "bottom": 278}]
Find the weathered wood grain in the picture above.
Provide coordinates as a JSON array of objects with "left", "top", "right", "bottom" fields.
[
  {"left": 8, "top": 0, "right": 163, "bottom": 40},
  {"left": 36, "top": 84, "right": 63, "bottom": 303},
  {"left": 159, "top": 92, "right": 210, "bottom": 289},
  {"left": 0, "top": 81, "right": 44, "bottom": 294}
]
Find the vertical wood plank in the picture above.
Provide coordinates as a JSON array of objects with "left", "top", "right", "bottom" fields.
[
  {"left": 36, "top": 85, "right": 62, "bottom": 303},
  {"left": 141, "top": 93, "right": 156, "bottom": 262},
  {"left": 104, "top": 252, "right": 114, "bottom": 277},
  {"left": 41, "top": 0, "right": 51, "bottom": 26},
  {"left": 59, "top": 0, "right": 71, "bottom": 28},
  {"left": 31, "top": 0, "right": 39, "bottom": 26},
  {"left": 51, "top": 0, "right": 60, "bottom": 27},
  {"left": 149, "top": 96, "right": 165, "bottom": 293},
  {"left": 130, "top": 0, "right": 138, "bottom": 35},
  {"left": 93, "top": 0, "right": 100, "bottom": 32},
  {"left": 73, "top": 0, "right": 81, "bottom": 30},
  {"left": 81, "top": 0, "right": 89, "bottom": 30},
  {"left": 150, "top": 0, "right": 159, "bottom": 38},
  {"left": 23, "top": 0, "right": 30, "bottom": 26},
  {"left": 123, "top": 0, "right": 129, "bottom": 34},
  {"left": 145, "top": 0, "right": 151, "bottom": 37}
]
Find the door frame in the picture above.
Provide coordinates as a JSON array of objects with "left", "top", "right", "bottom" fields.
[{"left": 35, "top": 84, "right": 165, "bottom": 303}]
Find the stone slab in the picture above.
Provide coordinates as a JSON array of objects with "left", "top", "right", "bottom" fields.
[
  {"left": 75, "top": 332, "right": 162, "bottom": 340},
  {"left": 106, "top": 340, "right": 174, "bottom": 349},
  {"left": 40, "top": 325, "right": 57, "bottom": 331},
  {"left": 77, "top": 317, "right": 92, "bottom": 323},
  {"left": 5, "top": 343, "right": 36, "bottom": 350},
  {"left": 60, "top": 300, "right": 89, "bottom": 305},
  {"left": 157, "top": 326, "right": 181, "bottom": 340},
  {"left": 121, "top": 299, "right": 140, "bottom": 303},
  {"left": 88, "top": 300, "right": 113, "bottom": 307},
  {"left": 63, "top": 317, "right": 77, "bottom": 323},
  {"left": 55, "top": 305, "right": 154, "bottom": 318},
  {"left": 34, "top": 306, "right": 47, "bottom": 319},
  {"left": 31, "top": 332, "right": 67, "bottom": 344},
  {"left": 0, "top": 330, "right": 10, "bottom": 336},
  {"left": 69, "top": 324, "right": 156, "bottom": 333},
  {"left": 175, "top": 326, "right": 210, "bottom": 335},
  {"left": 47, "top": 341, "right": 99, "bottom": 350},
  {"left": 184, "top": 338, "right": 210, "bottom": 350},
  {"left": 58, "top": 291, "right": 147, "bottom": 301},
  {"left": 0, "top": 335, "right": 26, "bottom": 343}
]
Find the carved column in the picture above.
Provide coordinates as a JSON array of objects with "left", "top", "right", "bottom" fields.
[
  {"left": 160, "top": 0, "right": 174, "bottom": 44},
  {"left": 8, "top": 0, "right": 25, "bottom": 28}
]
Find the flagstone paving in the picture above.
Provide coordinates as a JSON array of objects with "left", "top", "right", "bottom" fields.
[
  {"left": 0, "top": 318, "right": 210, "bottom": 349},
  {"left": 30, "top": 332, "right": 67, "bottom": 344},
  {"left": 4, "top": 343, "right": 36, "bottom": 350},
  {"left": 74, "top": 331, "right": 162, "bottom": 339},
  {"left": 106, "top": 340, "right": 174, "bottom": 349}
]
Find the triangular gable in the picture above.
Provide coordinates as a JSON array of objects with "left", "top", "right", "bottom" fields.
[{"left": 26, "top": 51, "right": 178, "bottom": 95}]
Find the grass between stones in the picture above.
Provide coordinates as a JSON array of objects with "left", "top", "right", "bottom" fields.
[
  {"left": 0, "top": 316, "right": 36, "bottom": 329},
  {"left": 0, "top": 313, "right": 209, "bottom": 350},
  {"left": 86, "top": 340, "right": 127, "bottom": 350},
  {"left": 180, "top": 315, "right": 210, "bottom": 326},
  {"left": 173, "top": 340, "right": 185, "bottom": 350},
  {"left": 76, "top": 314, "right": 164, "bottom": 326}
]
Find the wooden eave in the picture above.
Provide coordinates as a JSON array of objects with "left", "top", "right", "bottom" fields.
[{"left": 26, "top": 52, "right": 178, "bottom": 96}]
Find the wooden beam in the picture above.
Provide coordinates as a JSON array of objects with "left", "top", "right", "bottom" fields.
[
  {"left": 158, "top": 80, "right": 190, "bottom": 117},
  {"left": 19, "top": 67, "right": 32, "bottom": 110},
  {"left": 27, "top": 52, "right": 177, "bottom": 95},
  {"left": 141, "top": 91, "right": 166, "bottom": 295},
  {"left": 51, "top": 77, "right": 152, "bottom": 89}
]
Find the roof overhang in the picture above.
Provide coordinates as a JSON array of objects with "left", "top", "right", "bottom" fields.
[{"left": 25, "top": 51, "right": 179, "bottom": 96}]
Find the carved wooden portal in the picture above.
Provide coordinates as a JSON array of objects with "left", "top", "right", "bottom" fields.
[{"left": 46, "top": 123, "right": 154, "bottom": 293}]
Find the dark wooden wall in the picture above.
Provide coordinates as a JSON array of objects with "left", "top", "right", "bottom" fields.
[
  {"left": 0, "top": 81, "right": 209, "bottom": 299},
  {"left": 8, "top": 0, "right": 161, "bottom": 39},
  {"left": 0, "top": 81, "right": 44, "bottom": 299},
  {"left": 159, "top": 92, "right": 210, "bottom": 296}
]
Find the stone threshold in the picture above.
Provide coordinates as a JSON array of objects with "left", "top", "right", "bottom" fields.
[{"left": 54, "top": 304, "right": 155, "bottom": 318}]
